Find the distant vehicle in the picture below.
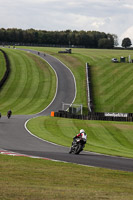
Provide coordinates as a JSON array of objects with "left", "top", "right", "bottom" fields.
[
  {"left": 58, "top": 48, "right": 72, "bottom": 54},
  {"left": 112, "top": 58, "right": 118, "bottom": 63}
]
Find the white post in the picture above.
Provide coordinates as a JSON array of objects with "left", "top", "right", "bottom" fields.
[{"left": 129, "top": 55, "right": 131, "bottom": 63}]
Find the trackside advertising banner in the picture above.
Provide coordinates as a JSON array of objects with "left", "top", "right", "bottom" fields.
[
  {"left": 55, "top": 110, "right": 133, "bottom": 122},
  {"left": 104, "top": 113, "right": 128, "bottom": 118}
]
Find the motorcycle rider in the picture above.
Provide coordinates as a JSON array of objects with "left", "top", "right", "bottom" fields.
[
  {"left": 74, "top": 129, "right": 87, "bottom": 141},
  {"left": 69, "top": 129, "right": 87, "bottom": 153},
  {"left": 7, "top": 110, "right": 12, "bottom": 118}
]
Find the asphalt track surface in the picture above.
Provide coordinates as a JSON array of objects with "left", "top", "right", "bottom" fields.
[{"left": 0, "top": 49, "right": 133, "bottom": 172}]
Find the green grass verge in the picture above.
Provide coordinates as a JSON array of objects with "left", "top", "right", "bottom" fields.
[
  {"left": 0, "top": 50, "right": 6, "bottom": 81},
  {"left": 27, "top": 116, "right": 133, "bottom": 158},
  {"left": 19, "top": 46, "right": 133, "bottom": 113},
  {"left": 0, "top": 48, "right": 56, "bottom": 115},
  {"left": 0, "top": 154, "right": 133, "bottom": 200}
]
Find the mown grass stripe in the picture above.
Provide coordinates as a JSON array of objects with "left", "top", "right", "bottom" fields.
[
  {"left": 13, "top": 55, "right": 40, "bottom": 113},
  {"left": 101, "top": 65, "right": 133, "bottom": 94},
  {"left": 0, "top": 50, "right": 31, "bottom": 111},
  {"left": 0, "top": 51, "right": 22, "bottom": 106},
  {"left": 0, "top": 48, "right": 56, "bottom": 115},
  {"left": 0, "top": 50, "right": 6, "bottom": 81},
  {"left": 18, "top": 55, "right": 56, "bottom": 114}
]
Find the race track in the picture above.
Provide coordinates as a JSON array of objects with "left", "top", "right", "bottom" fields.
[{"left": 0, "top": 49, "right": 133, "bottom": 172}]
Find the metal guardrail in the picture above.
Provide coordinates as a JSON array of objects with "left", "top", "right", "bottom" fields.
[{"left": 86, "top": 63, "right": 94, "bottom": 112}]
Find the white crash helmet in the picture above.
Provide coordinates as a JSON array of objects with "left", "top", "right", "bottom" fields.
[{"left": 80, "top": 129, "right": 85, "bottom": 133}]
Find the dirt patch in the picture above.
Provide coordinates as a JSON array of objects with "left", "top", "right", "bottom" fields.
[
  {"left": 112, "top": 123, "right": 133, "bottom": 130},
  {"left": 86, "top": 122, "right": 133, "bottom": 130},
  {"left": 57, "top": 54, "right": 82, "bottom": 68}
]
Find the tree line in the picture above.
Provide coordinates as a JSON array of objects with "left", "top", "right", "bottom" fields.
[{"left": 0, "top": 28, "right": 118, "bottom": 48}]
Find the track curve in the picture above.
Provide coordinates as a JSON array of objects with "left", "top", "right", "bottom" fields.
[{"left": 0, "top": 49, "right": 133, "bottom": 172}]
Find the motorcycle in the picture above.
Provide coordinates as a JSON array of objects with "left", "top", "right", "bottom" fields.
[
  {"left": 69, "top": 137, "right": 87, "bottom": 154},
  {"left": 7, "top": 111, "right": 12, "bottom": 119}
]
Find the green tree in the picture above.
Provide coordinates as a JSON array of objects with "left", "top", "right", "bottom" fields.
[
  {"left": 122, "top": 37, "right": 132, "bottom": 48},
  {"left": 98, "top": 38, "right": 113, "bottom": 49},
  {"left": 0, "top": 28, "right": 6, "bottom": 43}
]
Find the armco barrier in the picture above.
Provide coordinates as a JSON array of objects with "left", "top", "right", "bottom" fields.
[
  {"left": 0, "top": 49, "right": 10, "bottom": 89},
  {"left": 54, "top": 110, "right": 133, "bottom": 122},
  {"left": 86, "top": 63, "right": 94, "bottom": 112}
]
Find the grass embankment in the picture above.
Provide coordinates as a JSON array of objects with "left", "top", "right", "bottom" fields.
[
  {"left": 27, "top": 116, "right": 133, "bottom": 158},
  {"left": 0, "top": 154, "right": 133, "bottom": 200},
  {"left": 0, "top": 48, "right": 56, "bottom": 115},
  {"left": 56, "top": 49, "right": 133, "bottom": 113},
  {"left": 0, "top": 50, "right": 6, "bottom": 81},
  {"left": 18, "top": 46, "right": 89, "bottom": 114},
  {"left": 20, "top": 47, "right": 133, "bottom": 113}
]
